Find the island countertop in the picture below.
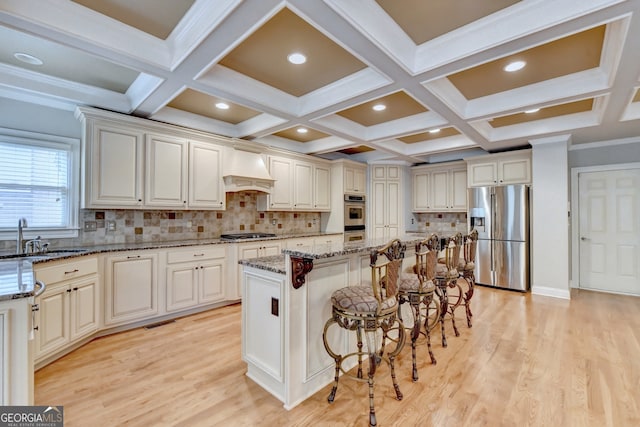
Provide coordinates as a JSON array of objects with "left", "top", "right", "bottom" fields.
[
  {"left": 0, "top": 258, "right": 37, "bottom": 300},
  {"left": 239, "top": 234, "right": 429, "bottom": 274}
]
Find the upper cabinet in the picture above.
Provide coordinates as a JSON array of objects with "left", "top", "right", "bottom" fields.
[
  {"left": 412, "top": 162, "right": 467, "bottom": 212},
  {"left": 188, "top": 141, "right": 224, "bottom": 209},
  {"left": 145, "top": 133, "right": 188, "bottom": 208},
  {"left": 344, "top": 164, "right": 366, "bottom": 194},
  {"left": 466, "top": 150, "right": 531, "bottom": 187},
  {"left": 83, "top": 121, "right": 145, "bottom": 208},
  {"left": 77, "top": 108, "right": 225, "bottom": 210},
  {"left": 257, "top": 154, "right": 331, "bottom": 212}
]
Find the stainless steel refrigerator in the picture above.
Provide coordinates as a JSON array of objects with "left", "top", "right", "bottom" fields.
[{"left": 468, "top": 185, "right": 530, "bottom": 291}]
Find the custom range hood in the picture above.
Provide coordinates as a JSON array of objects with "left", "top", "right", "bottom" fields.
[{"left": 223, "top": 141, "right": 274, "bottom": 193}]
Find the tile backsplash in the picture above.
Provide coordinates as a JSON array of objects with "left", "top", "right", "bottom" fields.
[
  {"left": 411, "top": 212, "right": 468, "bottom": 236},
  {"left": 1, "top": 191, "right": 320, "bottom": 250}
]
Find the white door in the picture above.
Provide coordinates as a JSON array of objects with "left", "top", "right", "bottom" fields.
[{"left": 578, "top": 168, "right": 640, "bottom": 295}]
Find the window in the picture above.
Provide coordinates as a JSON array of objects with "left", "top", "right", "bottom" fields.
[{"left": 0, "top": 129, "right": 79, "bottom": 239}]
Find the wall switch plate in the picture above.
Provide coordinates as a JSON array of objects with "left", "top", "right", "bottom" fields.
[
  {"left": 106, "top": 220, "right": 116, "bottom": 231},
  {"left": 84, "top": 221, "right": 97, "bottom": 231}
]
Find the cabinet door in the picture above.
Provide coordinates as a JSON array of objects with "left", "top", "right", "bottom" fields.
[
  {"left": 88, "top": 123, "right": 144, "bottom": 207},
  {"left": 69, "top": 276, "right": 99, "bottom": 341},
  {"left": 371, "top": 180, "right": 387, "bottom": 239},
  {"left": 35, "top": 284, "right": 69, "bottom": 359},
  {"left": 145, "top": 134, "right": 188, "bottom": 207},
  {"left": 468, "top": 162, "right": 498, "bottom": 186},
  {"left": 313, "top": 165, "right": 331, "bottom": 210},
  {"left": 293, "top": 161, "right": 313, "bottom": 209},
  {"left": 386, "top": 181, "right": 400, "bottom": 238},
  {"left": 105, "top": 253, "right": 158, "bottom": 325},
  {"left": 355, "top": 168, "right": 366, "bottom": 193},
  {"left": 413, "top": 171, "right": 430, "bottom": 211},
  {"left": 450, "top": 169, "right": 468, "bottom": 211},
  {"left": 269, "top": 157, "right": 293, "bottom": 209},
  {"left": 430, "top": 170, "right": 450, "bottom": 210},
  {"left": 199, "top": 261, "right": 225, "bottom": 304},
  {"left": 166, "top": 264, "right": 198, "bottom": 312},
  {"left": 262, "top": 242, "right": 282, "bottom": 257},
  {"left": 189, "top": 141, "right": 224, "bottom": 209},
  {"left": 499, "top": 158, "right": 531, "bottom": 184},
  {"left": 344, "top": 167, "right": 355, "bottom": 193}
]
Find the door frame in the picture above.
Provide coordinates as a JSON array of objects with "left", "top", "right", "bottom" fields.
[{"left": 570, "top": 162, "right": 640, "bottom": 290}]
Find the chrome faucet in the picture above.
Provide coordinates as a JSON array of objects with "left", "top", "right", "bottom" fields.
[{"left": 17, "top": 217, "right": 27, "bottom": 254}]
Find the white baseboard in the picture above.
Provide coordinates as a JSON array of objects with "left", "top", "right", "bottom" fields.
[{"left": 531, "top": 285, "right": 571, "bottom": 300}]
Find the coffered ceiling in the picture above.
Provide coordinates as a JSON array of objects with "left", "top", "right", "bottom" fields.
[{"left": 1, "top": 0, "right": 639, "bottom": 164}]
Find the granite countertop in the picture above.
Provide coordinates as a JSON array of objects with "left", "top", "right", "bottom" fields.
[
  {"left": 0, "top": 232, "right": 344, "bottom": 263},
  {"left": 0, "top": 259, "right": 37, "bottom": 301},
  {"left": 240, "top": 234, "right": 429, "bottom": 274}
]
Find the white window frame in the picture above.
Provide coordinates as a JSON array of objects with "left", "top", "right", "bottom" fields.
[{"left": 0, "top": 127, "right": 79, "bottom": 241}]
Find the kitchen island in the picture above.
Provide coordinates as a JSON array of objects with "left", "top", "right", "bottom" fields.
[
  {"left": 0, "top": 259, "right": 41, "bottom": 405},
  {"left": 239, "top": 235, "right": 423, "bottom": 409}
]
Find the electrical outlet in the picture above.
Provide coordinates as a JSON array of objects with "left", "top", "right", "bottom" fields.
[
  {"left": 186, "top": 220, "right": 192, "bottom": 228},
  {"left": 106, "top": 220, "right": 116, "bottom": 231},
  {"left": 271, "top": 219, "right": 277, "bottom": 225},
  {"left": 84, "top": 221, "right": 97, "bottom": 231}
]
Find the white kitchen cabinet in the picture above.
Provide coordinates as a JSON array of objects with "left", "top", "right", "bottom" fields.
[
  {"left": 344, "top": 164, "right": 366, "bottom": 195},
  {"left": 264, "top": 156, "right": 294, "bottom": 210},
  {"left": 412, "top": 163, "right": 467, "bottom": 212},
  {"left": 258, "top": 155, "right": 332, "bottom": 211},
  {"left": 146, "top": 135, "right": 225, "bottom": 209},
  {"left": 371, "top": 165, "right": 402, "bottom": 239},
  {"left": 145, "top": 133, "right": 188, "bottom": 207},
  {"left": 165, "top": 246, "right": 226, "bottom": 312},
  {"left": 466, "top": 150, "right": 531, "bottom": 187},
  {"left": 293, "top": 160, "right": 313, "bottom": 209},
  {"left": 313, "top": 164, "right": 331, "bottom": 211},
  {"left": 83, "top": 121, "right": 144, "bottom": 208},
  {"left": 189, "top": 140, "right": 225, "bottom": 209},
  {"left": 33, "top": 257, "right": 99, "bottom": 362},
  {"left": 104, "top": 252, "right": 158, "bottom": 326}
]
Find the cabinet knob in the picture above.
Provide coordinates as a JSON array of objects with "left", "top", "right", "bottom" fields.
[
  {"left": 66, "top": 289, "right": 72, "bottom": 293},
  {"left": 138, "top": 199, "right": 142, "bottom": 202},
  {"left": 73, "top": 287, "right": 78, "bottom": 291}
]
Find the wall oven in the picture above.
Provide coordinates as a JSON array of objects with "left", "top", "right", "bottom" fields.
[{"left": 344, "top": 194, "right": 365, "bottom": 242}]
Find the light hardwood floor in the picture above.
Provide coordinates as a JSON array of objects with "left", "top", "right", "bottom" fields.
[{"left": 35, "top": 286, "right": 640, "bottom": 426}]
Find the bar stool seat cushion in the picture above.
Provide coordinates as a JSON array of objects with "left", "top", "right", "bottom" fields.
[
  {"left": 435, "top": 263, "right": 458, "bottom": 278},
  {"left": 398, "top": 273, "right": 435, "bottom": 293},
  {"left": 330, "top": 286, "right": 395, "bottom": 313}
]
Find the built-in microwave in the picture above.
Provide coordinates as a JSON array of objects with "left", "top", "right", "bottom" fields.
[{"left": 344, "top": 194, "right": 365, "bottom": 228}]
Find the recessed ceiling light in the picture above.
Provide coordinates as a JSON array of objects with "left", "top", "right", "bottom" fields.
[
  {"left": 524, "top": 108, "right": 540, "bottom": 113},
  {"left": 372, "top": 104, "right": 386, "bottom": 111},
  {"left": 13, "top": 52, "right": 43, "bottom": 66},
  {"left": 287, "top": 52, "right": 306, "bottom": 65},
  {"left": 504, "top": 60, "right": 526, "bottom": 72},
  {"left": 215, "top": 102, "right": 229, "bottom": 110},
  {"left": 297, "top": 127, "right": 308, "bottom": 134},
  {"left": 429, "top": 128, "right": 441, "bottom": 133}
]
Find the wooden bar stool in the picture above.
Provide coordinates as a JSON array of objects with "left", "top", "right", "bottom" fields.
[
  {"left": 322, "top": 238, "right": 406, "bottom": 427},
  {"left": 398, "top": 233, "right": 440, "bottom": 381}
]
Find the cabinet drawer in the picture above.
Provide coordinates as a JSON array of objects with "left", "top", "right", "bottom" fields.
[
  {"left": 167, "top": 246, "right": 226, "bottom": 264},
  {"left": 35, "top": 256, "right": 98, "bottom": 285}
]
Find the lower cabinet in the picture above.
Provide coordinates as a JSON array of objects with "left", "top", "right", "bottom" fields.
[
  {"left": 104, "top": 252, "right": 158, "bottom": 326},
  {"left": 33, "top": 257, "right": 99, "bottom": 363},
  {"left": 166, "top": 246, "right": 226, "bottom": 312}
]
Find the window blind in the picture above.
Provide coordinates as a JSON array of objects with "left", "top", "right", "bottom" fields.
[{"left": 0, "top": 141, "right": 70, "bottom": 229}]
